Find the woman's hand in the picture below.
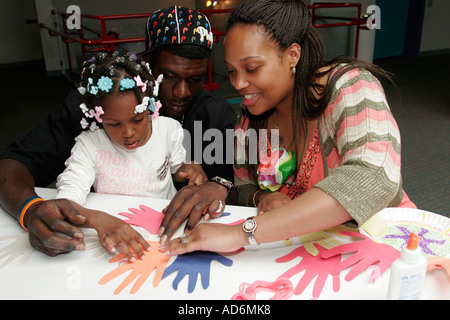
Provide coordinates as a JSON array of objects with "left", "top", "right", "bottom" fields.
[
  {"left": 257, "top": 192, "right": 291, "bottom": 214},
  {"left": 160, "top": 222, "right": 247, "bottom": 256}
]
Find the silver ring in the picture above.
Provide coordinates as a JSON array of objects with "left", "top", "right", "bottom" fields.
[
  {"left": 180, "top": 233, "right": 188, "bottom": 244},
  {"left": 216, "top": 200, "right": 223, "bottom": 213}
]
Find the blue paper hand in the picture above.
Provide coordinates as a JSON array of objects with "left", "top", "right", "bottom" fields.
[{"left": 162, "top": 251, "right": 233, "bottom": 293}]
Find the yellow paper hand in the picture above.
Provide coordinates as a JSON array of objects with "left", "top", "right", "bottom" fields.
[{"left": 297, "top": 225, "right": 358, "bottom": 256}]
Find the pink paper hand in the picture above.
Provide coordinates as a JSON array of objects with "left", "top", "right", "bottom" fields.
[
  {"left": 321, "top": 231, "right": 401, "bottom": 282},
  {"left": 276, "top": 243, "right": 341, "bottom": 299},
  {"left": 119, "top": 205, "right": 164, "bottom": 234},
  {"left": 98, "top": 241, "right": 170, "bottom": 294}
]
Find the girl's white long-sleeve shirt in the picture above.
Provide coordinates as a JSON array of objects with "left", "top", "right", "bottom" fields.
[{"left": 56, "top": 116, "right": 185, "bottom": 204}]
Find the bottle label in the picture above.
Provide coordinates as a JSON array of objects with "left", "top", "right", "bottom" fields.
[{"left": 399, "top": 272, "right": 425, "bottom": 300}]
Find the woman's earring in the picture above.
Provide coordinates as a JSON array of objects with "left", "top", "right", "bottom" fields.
[{"left": 292, "top": 67, "right": 296, "bottom": 75}]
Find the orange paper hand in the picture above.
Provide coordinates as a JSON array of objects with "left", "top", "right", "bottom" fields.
[{"left": 98, "top": 241, "right": 170, "bottom": 294}]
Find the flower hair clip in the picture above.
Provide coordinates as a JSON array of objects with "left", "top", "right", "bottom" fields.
[
  {"left": 120, "top": 78, "right": 135, "bottom": 91},
  {"left": 97, "top": 76, "right": 113, "bottom": 93}
]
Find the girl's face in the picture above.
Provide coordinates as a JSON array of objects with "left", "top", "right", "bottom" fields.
[
  {"left": 100, "top": 92, "right": 152, "bottom": 151},
  {"left": 224, "top": 24, "right": 299, "bottom": 115}
]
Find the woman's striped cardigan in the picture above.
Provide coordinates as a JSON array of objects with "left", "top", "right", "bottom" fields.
[
  {"left": 315, "top": 67, "right": 405, "bottom": 226},
  {"left": 234, "top": 66, "right": 410, "bottom": 226}
]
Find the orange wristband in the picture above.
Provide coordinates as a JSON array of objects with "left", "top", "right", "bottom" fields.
[{"left": 18, "top": 196, "right": 45, "bottom": 231}]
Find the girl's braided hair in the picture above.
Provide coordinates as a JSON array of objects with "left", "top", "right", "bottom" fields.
[
  {"left": 227, "top": 0, "right": 393, "bottom": 147},
  {"left": 78, "top": 51, "right": 159, "bottom": 130},
  {"left": 81, "top": 52, "right": 156, "bottom": 108}
]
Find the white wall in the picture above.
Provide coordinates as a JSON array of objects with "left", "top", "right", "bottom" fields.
[
  {"left": 0, "top": 1, "right": 43, "bottom": 65},
  {"left": 420, "top": 0, "right": 450, "bottom": 53}
]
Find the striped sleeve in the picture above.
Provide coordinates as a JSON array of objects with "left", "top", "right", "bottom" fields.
[{"left": 316, "top": 67, "right": 403, "bottom": 226}]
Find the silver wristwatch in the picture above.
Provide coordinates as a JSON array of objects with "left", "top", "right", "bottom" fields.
[
  {"left": 209, "top": 176, "right": 234, "bottom": 198},
  {"left": 242, "top": 217, "right": 259, "bottom": 246}
]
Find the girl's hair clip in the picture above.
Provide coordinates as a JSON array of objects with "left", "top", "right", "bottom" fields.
[
  {"left": 120, "top": 78, "right": 135, "bottom": 91},
  {"left": 135, "top": 96, "right": 150, "bottom": 114},
  {"left": 97, "top": 52, "right": 107, "bottom": 60},
  {"left": 78, "top": 86, "right": 86, "bottom": 95},
  {"left": 134, "top": 75, "right": 147, "bottom": 93},
  {"left": 97, "top": 76, "right": 113, "bottom": 93},
  {"left": 94, "top": 106, "right": 104, "bottom": 123},
  {"left": 108, "top": 65, "right": 115, "bottom": 76},
  {"left": 151, "top": 100, "right": 162, "bottom": 119},
  {"left": 127, "top": 52, "right": 137, "bottom": 61},
  {"left": 153, "top": 74, "right": 164, "bottom": 96}
]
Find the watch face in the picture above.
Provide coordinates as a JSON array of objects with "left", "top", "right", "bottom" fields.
[{"left": 243, "top": 219, "right": 255, "bottom": 232}]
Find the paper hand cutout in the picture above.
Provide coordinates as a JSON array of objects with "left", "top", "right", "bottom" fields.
[
  {"left": 427, "top": 256, "right": 450, "bottom": 277},
  {"left": 321, "top": 231, "right": 401, "bottom": 282},
  {"left": 0, "top": 234, "right": 34, "bottom": 269},
  {"left": 98, "top": 241, "right": 170, "bottom": 295},
  {"left": 119, "top": 205, "right": 164, "bottom": 234},
  {"left": 297, "top": 225, "right": 358, "bottom": 256},
  {"left": 162, "top": 251, "right": 233, "bottom": 293},
  {"left": 276, "top": 243, "right": 341, "bottom": 299}
]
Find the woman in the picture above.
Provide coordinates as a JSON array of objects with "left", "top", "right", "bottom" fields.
[{"left": 160, "top": 0, "right": 415, "bottom": 255}]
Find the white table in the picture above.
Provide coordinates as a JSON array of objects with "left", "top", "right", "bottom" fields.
[{"left": 0, "top": 188, "right": 449, "bottom": 300}]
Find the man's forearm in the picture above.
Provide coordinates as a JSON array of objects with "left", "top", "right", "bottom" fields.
[{"left": 0, "top": 159, "right": 38, "bottom": 219}]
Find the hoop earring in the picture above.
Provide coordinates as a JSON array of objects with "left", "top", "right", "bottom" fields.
[{"left": 292, "top": 67, "right": 296, "bottom": 75}]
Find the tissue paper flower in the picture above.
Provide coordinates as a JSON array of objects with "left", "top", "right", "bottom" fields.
[{"left": 257, "top": 147, "right": 296, "bottom": 191}]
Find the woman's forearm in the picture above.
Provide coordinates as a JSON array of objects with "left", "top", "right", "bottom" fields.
[{"left": 251, "top": 187, "right": 352, "bottom": 245}]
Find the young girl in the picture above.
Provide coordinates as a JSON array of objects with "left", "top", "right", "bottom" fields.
[
  {"left": 161, "top": 0, "right": 417, "bottom": 255},
  {"left": 56, "top": 51, "right": 206, "bottom": 260}
]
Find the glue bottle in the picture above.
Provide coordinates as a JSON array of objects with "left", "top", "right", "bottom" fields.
[{"left": 387, "top": 232, "right": 427, "bottom": 300}]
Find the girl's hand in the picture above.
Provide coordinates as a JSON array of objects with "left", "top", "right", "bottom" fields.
[
  {"left": 89, "top": 211, "right": 150, "bottom": 262},
  {"left": 160, "top": 222, "right": 247, "bottom": 256},
  {"left": 176, "top": 162, "right": 208, "bottom": 185},
  {"left": 257, "top": 192, "right": 291, "bottom": 214}
]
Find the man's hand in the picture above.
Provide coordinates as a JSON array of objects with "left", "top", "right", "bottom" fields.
[
  {"left": 159, "top": 181, "right": 228, "bottom": 246},
  {"left": 25, "top": 199, "right": 87, "bottom": 256}
]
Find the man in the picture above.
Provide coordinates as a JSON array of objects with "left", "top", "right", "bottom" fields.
[{"left": 0, "top": 6, "right": 236, "bottom": 256}]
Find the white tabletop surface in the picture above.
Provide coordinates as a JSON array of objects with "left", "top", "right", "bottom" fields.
[{"left": 0, "top": 187, "right": 449, "bottom": 300}]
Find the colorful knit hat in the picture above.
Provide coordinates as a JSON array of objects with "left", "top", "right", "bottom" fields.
[{"left": 140, "top": 6, "right": 213, "bottom": 55}]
